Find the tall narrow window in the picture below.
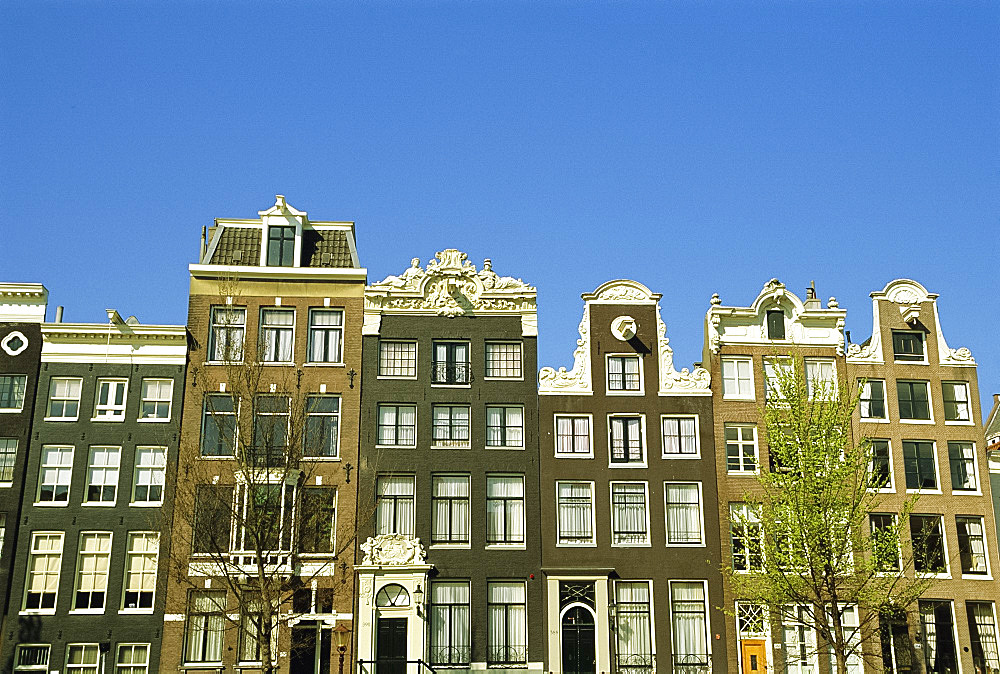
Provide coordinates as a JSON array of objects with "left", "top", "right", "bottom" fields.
[
  {"left": 721, "top": 357, "right": 753, "bottom": 399},
  {"left": 139, "top": 379, "right": 173, "bottom": 420},
  {"left": 557, "top": 481, "right": 594, "bottom": 545},
  {"left": 193, "top": 485, "right": 233, "bottom": 554},
  {"left": 429, "top": 582, "right": 471, "bottom": 665},
  {"left": 486, "top": 406, "right": 523, "bottom": 448},
  {"left": 234, "top": 484, "right": 293, "bottom": 552},
  {"left": 487, "top": 582, "right": 527, "bottom": 666},
  {"left": 73, "top": 532, "right": 111, "bottom": 611},
  {"left": 239, "top": 595, "right": 265, "bottom": 663},
  {"left": 122, "top": 532, "right": 159, "bottom": 611},
  {"left": 670, "top": 582, "right": 709, "bottom": 670},
  {"left": 378, "top": 341, "right": 417, "bottom": 377},
  {"left": 609, "top": 416, "right": 643, "bottom": 464},
  {"left": 485, "top": 342, "right": 522, "bottom": 379},
  {"left": 376, "top": 476, "right": 415, "bottom": 536},
  {"left": 910, "top": 515, "right": 947, "bottom": 574},
  {"left": 47, "top": 377, "right": 82, "bottom": 419},
  {"left": 308, "top": 309, "right": 343, "bottom": 363},
  {"left": 0, "top": 438, "right": 16, "bottom": 481},
  {"left": 725, "top": 424, "right": 758, "bottom": 473},
  {"left": 766, "top": 309, "right": 786, "bottom": 340},
  {"left": 892, "top": 332, "right": 925, "bottom": 362},
  {"left": 305, "top": 395, "right": 340, "bottom": 458},
  {"left": 253, "top": 396, "right": 289, "bottom": 466},
  {"left": 919, "top": 601, "right": 958, "bottom": 672},
  {"left": 85, "top": 446, "right": 121, "bottom": 504},
  {"left": 66, "top": 644, "right": 100, "bottom": 674},
  {"left": 486, "top": 475, "right": 524, "bottom": 545},
  {"left": 870, "top": 514, "right": 901, "bottom": 571},
  {"left": 37, "top": 446, "right": 74, "bottom": 504},
  {"left": 184, "top": 590, "right": 226, "bottom": 664},
  {"left": 730, "top": 503, "right": 763, "bottom": 572},
  {"left": 0, "top": 513, "right": 6, "bottom": 559},
  {"left": 24, "top": 532, "right": 63, "bottom": 611},
  {"left": 432, "top": 342, "right": 470, "bottom": 384},
  {"left": 903, "top": 441, "right": 937, "bottom": 490},
  {"left": 859, "top": 379, "right": 886, "bottom": 419},
  {"left": 132, "top": 447, "right": 166, "bottom": 504},
  {"left": 897, "top": 381, "right": 931, "bottom": 420},
  {"left": 661, "top": 416, "right": 698, "bottom": 457},
  {"left": 209, "top": 307, "right": 245, "bottom": 362},
  {"left": 607, "top": 355, "right": 640, "bottom": 391},
  {"left": 267, "top": 225, "right": 295, "bottom": 266},
  {"left": 116, "top": 644, "right": 150, "bottom": 674},
  {"left": 948, "top": 441, "right": 977, "bottom": 491},
  {"left": 957, "top": 516, "right": 988, "bottom": 575},
  {"left": 201, "top": 394, "right": 237, "bottom": 457},
  {"left": 611, "top": 482, "right": 649, "bottom": 545},
  {"left": 299, "top": 488, "right": 337, "bottom": 554},
  {"left": 259, "top": 309, "right": 294, "bottom": 362},
  {"left": 0, "top": 375, "right": 27, "bottom": 410},
  {"left": 615, "top": 582, "right": 652, "bottom": 674},
  {"left": 870, "top": 439, "right": 892, "bottom": 489},
  {"left": 377, "top": 404, "right": 416, "bottom": 447},
  {"left": 432, "top": 405, "right": 470, "bottom": 448},
  {"left": 782, "top": 605, "right": 818, "bottom": 674},
  {"left": 764, "top": 357, "right": 792, "bottom": 401},
  {"left": 942, "top": 382, "right": 970, "bottom": 421},
  {"left": 432, "top": 475, "right": 470, "bottom": 545},
  {"left": 967, "top": 602, "right": 1000, "bottom": 673},
  {"left": 555, "top": 416, "right": 591, "bottom": 456},
  {"left": 665, "top": 483, "right": 703, "bottom": 545},
  {"left": 805, "top": 359, "right": 836, "bottom": 399},
  {"left": 94, "top": 379, "right": 128, "bottom": 420}
]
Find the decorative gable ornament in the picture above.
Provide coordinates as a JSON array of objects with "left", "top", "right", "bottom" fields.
[{"left": 360, "top": 534, "right": 428, "bottom": 566}]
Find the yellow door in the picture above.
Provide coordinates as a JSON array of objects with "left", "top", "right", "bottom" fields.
[{"left": 741, "top": 640, "right": 767, "bottom": 673}]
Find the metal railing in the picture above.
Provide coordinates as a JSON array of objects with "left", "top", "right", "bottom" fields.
[
  {"left": 358, "top": 659, "right": 438, "bottom": 674},
  {"left": 431, "top": 361, "right": 472, "bottom": 385}
]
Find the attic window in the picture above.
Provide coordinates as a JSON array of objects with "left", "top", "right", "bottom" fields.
[
  {"left": 766, "top": 310, "right": 785, "bottom": 340},
  {"left": 267, "top": 226, "right": 295, "bottom": 266}
]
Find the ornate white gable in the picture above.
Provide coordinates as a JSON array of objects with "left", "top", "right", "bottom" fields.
[{"left": 360, "top": 534, "right": 427, "bottom": 566}]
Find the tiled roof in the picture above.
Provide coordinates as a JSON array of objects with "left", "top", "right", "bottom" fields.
[
  {"left": 210, "top": 226, "right": 261, "bottom": 266},
  {"left": 207, "top": 226, "right": 355, "bottom": 268},
  {"left": 986, "top": 395, "right": 1000, "bottom": 440}
]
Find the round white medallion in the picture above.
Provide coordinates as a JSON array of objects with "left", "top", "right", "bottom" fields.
[
  {"left": 610, "top": 316, "right": 637, "bottom": 341},
  {"left": 1, "top": 330, "right": 28, "bottom": 357}
]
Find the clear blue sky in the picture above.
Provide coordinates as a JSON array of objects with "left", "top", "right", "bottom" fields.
[{"left": 2, "top": 2, "right": 998, "bottom": 414}]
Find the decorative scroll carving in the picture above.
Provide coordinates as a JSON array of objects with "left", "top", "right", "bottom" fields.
[
  {"left": 360, "top": 535, "right": 427, "bottom": 566},
  {"left": 595, "top": 284, "right": 650, "bottom": 302},
  {"left": 538, "top": 308, "right": 592, "bottom": 394},
  {"left": 944, "top": 347, "right": 974, "bottom": 362},
  {"left": 656, "top": 305, "right": 711, "bottom": 393}
]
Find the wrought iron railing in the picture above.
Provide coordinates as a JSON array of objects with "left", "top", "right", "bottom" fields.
[
  {"left": 486, "top": 645, "right": 527, "bottom": 668},
  {"left": 428, "top": 646, "right": 472, "bottom": 667},
  {"left": 431, "top": 361, "right": 472, "bottom": 385},
  {"left": 616, "top": 652, "right": 653, "bottom": 674},
  {"left": 358, "top": 659, "right": 438, "bottom": 674},
  {"left": 672, "top": 653, "right": 711, "bottom": 673}
]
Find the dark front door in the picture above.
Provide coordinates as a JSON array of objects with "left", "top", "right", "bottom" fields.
[
  {"left": 562, "top": 607, "right": 596, "bottom": 674},
  {"left": 377, "top": 617, "right": 407, "bottom": 674}
]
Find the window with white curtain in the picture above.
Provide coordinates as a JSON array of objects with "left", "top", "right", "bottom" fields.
[
  {"left": 670, "top": 581, "right": 709, "bottom": 671},
  {"left": 432, "top": 405, "right": 471, "bottom": 448},
  {"left": 184, "top": 590, "right": 226, "bottom": 663},
  {"left": 730, "top": 503, "right": 763, "bottom": 572},
  {"left": 47, "top": 377, "right": 82, "bottom": 419},
  {"left": 259, "top": 308, "right": 294, "bottom": 362},
  {"left": 376, "top": 476, "right": 415, "bottom": 536},
  {"left": 942, "top": 381, "right": 971, "bottom": 421},
  {"left": 661, "top": 416, "right": 698, "bottom": 457},
  {"left": 122, "top": 532, "right": 159, "bottom": 611},
  {"left": 664, "top": 483, "right": 703, "bottom": 545},
  {"left": 609, "top": 416, "right": 644, "bottom": 464},
  {"left": 377, "top": 405, "right": 416, "bottom": 447},
  {"left": 485, "top": 342, "right": 522, "bottom": 379},
  {"left": 607, "top": 355, "right": 641, "bottom": 392},
  {"left": 85, "top": 446, "right": 120, "bottom": 504},
  {"left": 615, "top": 581, "right": 652, "bottom": 674},
  {"left": 487, "top": 581, "right": 527, "bottom": 665},
  {"left": 805, "top": 359, "right": 837, "bottom": 399},
  {"left": 139, "top": 378, "right": 173, "bottom": 420},
  {"left": 721, "top": 357, "right": 754, "bottom": 399},
  {"left": 557, "top": 481, "right": 594, "bottom": 545},
  {"left": 967, "top": 602, "right": 1000, "bottom": 673},
  {"left": 432, "top": 475, "right": 470, "bottom": 545},
  {"left": 826, "top": 604, "right": 862, "bottom": 674},
  {"left": 486, "top": 475, "right": 524, "bottom": 546},
  {"left": 957, "top": 516, "right": 989, "bottom": 575},
  {"left": 73, "top": 532, "right": 112, "bottom": 611},
  {"left": 23, "top": 532, "right": 63, "bottom": 611},
  {"left": 764, "top": 357, "right": 792, "bottom": 401},
  {"left": 132, "top": 447, "right": 166, "bottom": 505},
  {"left": 36, "top": 446, "right": 73, "bottom": 504},
  {"left": 209, "top": 306, "right": 245, "bottom": 362},
  {"left": 859, "top": 379, "right": 887, "bottom": 419},
  {"left": 115, "top": 644, "right": 150, "bottom": 674},
  {"left": 66, "top": 644, "right": 100, "bottom": 674},
  {"left": 555, "top": 416, "right": 591, "bottom": 456},
  {"left": 486, "top": 406, "right": 524, "bottom": 448},
  {"left": 307, "top": 309, "right": 343, "bottom": 363},
  {"left": 781, "top": 605, "right": 818, "bottom": 674},
  {"left": 430, "top": 581, "right": 471, "bottom": 665},
  {"left": 611, "top": 482, "right": 649, "bottom": 546},
  {"left": 920, "top": 600, "right": 958, "bottom": 673},
  {"left": 379, "top": 341, "right": 417, "bottom": 378}
]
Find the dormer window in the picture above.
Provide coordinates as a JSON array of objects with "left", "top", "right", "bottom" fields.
[
  {"left": 892, "top": 331, "right": 925, "bottom": 362},
  {"left": 766, "top": 310, "right": 785, "bottom": 340},
  {"left": 267, "top": 226, "right": 295, "bottom": 266}
]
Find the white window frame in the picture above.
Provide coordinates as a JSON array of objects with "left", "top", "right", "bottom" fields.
[
  {"left": 432, "top": 404, "right": 471, "bottom": 449},
  {"left": 910, "top": 513, "right": 950, "bottom": 578},
  {"left": 132, "top": 446, "right": 167, "bottom": 505},
  {"left": 115, "top": 643, "right": 150, "bottom": 674},
  {"left": 486, "top": 405, "right": 524, "bottom": 449},
  {"left": 378, "top": 340, "right": 418, "bottom": 379},
  {"left": 556, "top": 480, "right": 596, "bottom": 547},
  {"left": 763, "top": 356, "right": 793, "bottom": 402},
  {"left": 298, "top": 486, "right": 338, "bottom": 556},
  {"left": 485, "top": 341, "right": 523, "bottom": 380},
  {"left": 36, "top": 445, "right": 74, "bottom": 505},
  {"left": 22, "top": 531, "right": 64, "bottom": 614},
  {"left": 138, "top": 378, "right": 173, "bottom": 421},
  {"left": 554, "top": 414, "right": 593, "bottom": 458},
  {"left": 613, "top": 580, "right": 655, "bottom": 673},
  {"left": 897, "top": 379, "right": 934, "bottom": 424},
  {"left": 485, "top": 474, "right": 526, "bottom": 548},
  {"left": 93, "top": 378, "right": 128, "bottom": 421},
  {"left": 233, "top": 482, "right": 295, "bottom": 553},
  {"left": 376, "top": 404, "right": 417, "bottom": 448},
  {"left": 903, "top": 440, "right": 942, "bottom": 494},
  {"left": 942, "top": 381, "right": 973, "bottom": 424},
  {"left": 431, "top": 474, "right": 471, "bottom": 548},
  {"left": 70, "top": 531, "right": 112, "bottom": 614},
  {"left": 13, "top": 644, "right": 50, "bottom": 672},
  {"left": 305, "top": 394, "right": 341, "bottom": 459},
  {"left": 869, "top": 439, "right": 895, "bottom": 493},
  {"left": 121, "top": 532, "right": 160, "bottom": 612},
  {"left": 306, "top": 307, "right": 344, "bottom": 364},
  {"left": 664, "top": 481, "right": 706, "bottom": 547},
  {"left": 804, "top": 358, "right": 837, "bottom": 400},
  {"left": 948, "top": 441, "right": 980, "bottom": 494},
  {"left": 660, "top": 415, "right": 700, "bottom": 459},
  {"left": 730, "top": 503, "right": 763, "bottom": 573},
  {"left": 859, "top": 378, "right": 888, "bottom": 422},
  {"left": 891, "top": 330, "right": 927, "bottom": 364},
  {"left": 0, "top": 512, "right": 6, "bottom": 559},
  {"left": 610, "top": 481, "right": 651, "bottom": 547},
  {"left": 721, "top": 356, "right": 754, "bottom": 400},
  {"left": 780, "top": 605, "right": 819, "bottom": 674},
  {"left": 84, "top": 445, "right": 121, "bottom": 506},
  {"left": 870, "top": 512, "right": 903, "bottom": 573},
  {"left": 608, "top": 414, "right": 646, "bottom": 467},
  {"left": 0, "top": 374, "right": 27, "bottom": 412},
  {"left": 956, "top": 515, "right": 991, "bottom": 579},
  {"left": 65, "top": 643, "right": 101, "bottom": 674},
  {"left": 606, "top": 353, "right": 643, "bottom": 395},
  {"left": 375, "top": 475, "right": 416, "bottom": 537},
  {"left": 258, "top": 307, "right": 296, "bottom": 364},
  {"left": 208, "top": 306, "right": 246, "bottom": 363},
  {"left": 668, "top": 580, "right": 712, "bottom": 670},
  {"left": 0, "top": 437, "right": 16, "bottom": 483},
  {"left": 725, "top": 423, "right": 758, "bottom": 475},
  {"left": 46, "top": 377, "right": 82, "bottom": 421}
]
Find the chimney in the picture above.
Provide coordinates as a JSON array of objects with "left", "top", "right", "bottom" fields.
[
  {"left": 200, "top": 226, "right": 207, "bottom": 263},
  {"left": 55, "top": 306, "right": 63, "bottom": 323},
  {"left": 804, "top": 281, "right": 821, "bottom": 309}
]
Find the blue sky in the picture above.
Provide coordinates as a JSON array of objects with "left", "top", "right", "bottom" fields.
[{"left": 2, "top": 1, "right": 998, "bottom": 413}]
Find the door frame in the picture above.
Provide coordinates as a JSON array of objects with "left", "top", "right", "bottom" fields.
[{"left": 560, "top": 602, "right": 597, "bottom": 674}]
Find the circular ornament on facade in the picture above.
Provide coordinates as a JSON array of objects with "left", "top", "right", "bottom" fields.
[
  {"left": 375, "top": 584, "right": 410, "bottom": 607},
  {"left": 610, "top": 316, "right": 637, "bottom": 341},
  {"left": 1, "top": 330, "right": 28, "bottom": 357}
]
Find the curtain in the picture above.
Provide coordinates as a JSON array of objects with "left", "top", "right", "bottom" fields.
[
  {"left": 615, "top": 582, "right": 651, "bottom": 668},
  {"left": 665, "top": 484, "right": 701, "bottom": 544},
  {"left": 488, "top": 583, "right": 526, "bottom": 663},
  {"left": 309, "top": 310, "right": 342, "bottom": 362},
  {"left": 612, "top": 484, "right": 647, "bottom": 544},
  {"left": 431, "top": 582, "right": 470, "bottom": 663},
  {"left": 377, "top": 477, "right": 413, "bottom": 535},
  {"left": 558, "top": 482, "right": 592, "bottom": 540},
  {"left": 671, "top": 583, "right": 707, "bottom": 665},
  {"left": 969, "top": 603, "right": 1000, "bottom": 669},
  {"left": 433, "top": 477, "right": 469, "bottom": 542},
  {"left": 186, "top": 591, "right": 225, "bottom": 662},
  {"left": 487, "top": 477, "right": 523, "bottom": 542}
]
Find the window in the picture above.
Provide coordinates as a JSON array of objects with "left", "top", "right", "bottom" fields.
[
  {"left": 305, "top": 395, "right": 340, "bottom": 458},
  {"left": 432, "top": 405, "right": 470, "bottom": 448},
  {"left": 85, "top": 446, "right": 120, "bottom": 504},
  {"left": 485, "top": 342, "right": 522, "bottom": 379},
  {"left": 136, "top": 378, "right": 173, "bottom": 420},
  {"left": 725, "top": 424, "right": 758, "bottom": 473},
  {"left": 764, "top": 357, "right": 792, "bottom": 401},
  {"left": 184, "top": 590, "right": 226, "bottom": 663},
  {"left": 0, "top": 513, "right": 5, "bottom": 559},
  {"left": 730, "top": 503, "right": 763, "bottom": 572},
  {"left": 805, "top": 359, "right": 836, "bottom": 399},
  {"left": 670, "top": 582, "right": 709, "bottom": 671},
  {"left": 860, "top": 379, "right": 886, "bottom": 419},
  {"left": 557, "top": 481, "right": 594, "bottom": 545},
  {"left": 73, "top": 532, "right": 111, "bottom": 611},
  {"left": 897, "top": 381, "right": 931, "bottom": 420},
  {"left": 919, "top": 601, "right": 958, "bottom": 672},
  {"left": 555, "top": 416, "right": 591, "bottom": 456},
  {"left": 432, "top": 475, "right": 470, "bottom": 545},
  {"left": 870, "top": 514, "right": 901, "bottom": 572},
  {"left": 429, "top": 582, "right": 471, "bottom": 665},
  {"left": 957, "top": 516, "right": 988, "bottom": 575},
  {"left": 116, "top": 644, "right": 150, "bottom": 674},
  {"left": 948, "top": 441, "right": 978, "bottom": 491},
  {"left": 376, "top": 476, "right": 415, "bottom": 536},
  {"left": 377, "top": 404, "right": 416, "bottom": 447},
  {"left": 766, "top": 309, "right": 786, "bottom": 340},
  {"left": 23, "top": 532, "right": 63, "bottom": 611},
  {"left": 487, "top": 582, "right": 527, "bottom": 666},
  {"left": 201, "top": 394, "right": 237, "bottom": 457},
  {"left": 611, "top": 482, "right": 649, "bottom": 545},
  {"left": 486, "top": 406, "right": 523, "bottom": 448},
  {"left": 307, "top": 309, "right": 343, "bottom": 363},
  {"left": 233, "top": 484, "right": 293, "bottom": 552},
  {"left": 722, "top": 357, "right": 754, "bottom": 399},
  {"left": 299, "top": 488, "right": 337, "bottom": 554},
  {"left": 661, "top": 416, "right": 698, "bottom": 457},
  {"left": 47, "top": 377, "right": 82, "bottom": 419},
  {"left": 122, "top": 532, "right": 159, "bottom": 610},
  {"left": 267, "top": 225, "right": 295, "bottom": 266},
  {"left": 259, "top": 308, "right": 294, "bottom": 362},
  {"left": 942, "top": 382, "right": 970, "bottom": 422},
  {"left": 892, "top": 331, "right": 925, "bottom": 362},
  {"left": 433, "top": 341, "right": 470, "bottom": 384},
  {"left": 903, "top": 441, "right": 937, "bottom": 490},
  {"left": 94, "top": 378, "right": 128, "bottom": 420},
  {"left": 614, "top": 582, "right": 652, "bottom": 674},
  {"left": 967, "top": 602, "right": 1000, "bottom": 673},
  {"left": 14, "top": 644, "right": 49, "bottom": 671},
  {"left": 253, "top": 396, "right": 289, "bottom": 466},
  {"left": 665, "top": 483, "right": 704, "bottom": 545},
  {"left": 193, "top": 485, "right": 233, "bottom": 554},
  {"left": 827, "top": 607, "right": 863, "bottom": 674},
  {"left": 871, "top": 439, "right": 892, "bottom": 490},
  {"left": 239, "top": 595, "right": 265, "bottom": 663},
  {"left": 910, "top": 515, "right": 947, "bottom": 574},
  {"left": 132, "top": 447, "right": 166, "bottom": 505},
  {"left": 209, "top": 307, "right": 246, "bottom": 362},
  {"left": 0, "top": 374, "right": 27, "bottom": 411},
  {"left": 607, "top": 355, "right": 641, "bottom": 391},
  {"left": 737, "top": 603, "right": 768, "bottom": 640},
  {"left": 66, "top": 644, "right": 100, "bottom": 674},
  {"left": 782, "top": 605, "right": 818, "bottom": 674},
  {"left": 487, "top": 475, "right": 524, "bottom": 545},
  {"left": 37, "top": 446, "right": 73, "bottom": 504},
  {"left": 0, "top": 437, "right": 16, "bottom": 481},
  {"left": 609, "top": 416, "right": 644, "bottom": 464},
  {"left": 379, "top": 341, "right": 417, "bottom": 378}
]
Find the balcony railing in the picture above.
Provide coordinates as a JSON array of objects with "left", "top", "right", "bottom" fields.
[
  {"left": 431, "top": 361, "right": 472, "bottom": 385},
  {"left": 486, "top": 645, "right": 527, "bottom": 668},
  {"left": 616, "top": 653, "right": 653, "bottom": 674},
  {"left": 428, "top": 646, "right": 471, "bottom": 667},
  {"left": 672, "top": 654, "right": 711, "bottom": 674}
]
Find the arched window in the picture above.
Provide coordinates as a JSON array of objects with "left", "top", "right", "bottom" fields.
[{"left": 375, "top": 584, "right": 410, "bottom": 607}]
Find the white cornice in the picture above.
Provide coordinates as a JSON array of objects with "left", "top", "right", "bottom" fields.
[
  {"left": 41, "top": 322, "right": 187, "bottom": 364},
  {"left": 189, "top": 264, "right": 367, "bottom": 281},
  {"left": 0, "top": 283, "right": 48, "bottom": 322}
]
